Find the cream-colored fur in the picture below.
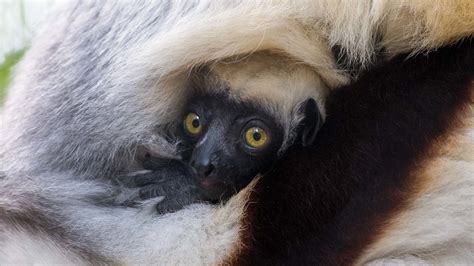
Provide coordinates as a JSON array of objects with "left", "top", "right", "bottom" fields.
[
  {"left": 127, "top": 0, "right": 474, "bottom": 134},
  {"left": 204, "top": 52, "right": 329, "bottom": 153}
]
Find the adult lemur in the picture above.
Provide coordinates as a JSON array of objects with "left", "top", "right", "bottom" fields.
[{"left": 1, "top": 1, "right": 473, "bottom": 264}]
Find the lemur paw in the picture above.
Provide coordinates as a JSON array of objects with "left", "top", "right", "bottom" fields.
[{"left": 114, "top": 156, "right": 201, "bottom": 213}]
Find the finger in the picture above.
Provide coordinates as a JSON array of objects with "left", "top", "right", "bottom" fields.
[
  {"left": 139, "top": 185, "right": 167, "bottom": 200},
  {"left": 114, "top": 170, "right": 152, "bottom": 186},
  {"left": 116, "top": 173, "right": 170, "bottom": 187},
  {"left": 155, "top": 199, "right": 181, "bottom": 214},
  {"left": 143, "top": 158, "right": 175, "bottom": 170},
  {"left": 125, "top": 170, "right": 153, "bottom": 177},
  {"left": 133, "top": 173, "right": 171, "bottom": 186}
]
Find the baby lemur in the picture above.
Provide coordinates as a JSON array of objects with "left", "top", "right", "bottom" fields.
[{"left": 120, "top": 91, "right": 321, "bottom": 214}]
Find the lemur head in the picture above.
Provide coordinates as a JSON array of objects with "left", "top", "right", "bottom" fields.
[
  {"left": 179, "top": 92, "right": 321, "bottom": 201},
  {"left": 178, "top": 52, "right": 327, "bottom": 201}
]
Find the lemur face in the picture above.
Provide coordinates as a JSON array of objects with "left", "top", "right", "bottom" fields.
[
  {"left": 179, "top": 93, "right": 285, "bottom": 201},
  {"left": 178, "top": 92, "right": 321, "bottom": 201}
]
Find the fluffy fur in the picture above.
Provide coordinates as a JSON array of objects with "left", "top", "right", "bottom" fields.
[{"left": 0, "top": 1, "right": 472, "bottom": 264}]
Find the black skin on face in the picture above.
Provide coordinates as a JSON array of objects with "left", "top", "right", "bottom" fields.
[
  {"left": 178, "top": 93, "right": 285, "bottom": 201},
  {"left": 119, "top": 93, "right": 322, "bottom": 214}
]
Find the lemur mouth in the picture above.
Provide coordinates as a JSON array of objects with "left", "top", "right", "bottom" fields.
[
  {"left": 195, "top": 176, "right": 232, "bottom": 201},
  {"left": 197, "top": 177, "right": 223, "bottom": 189}
]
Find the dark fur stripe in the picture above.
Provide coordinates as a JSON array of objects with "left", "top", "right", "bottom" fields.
[{"left": 230, "top": 39, "right": 474, "bottom": 265}]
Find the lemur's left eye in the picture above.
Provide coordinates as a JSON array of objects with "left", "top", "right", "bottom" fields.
[
  {"left": 244, "top": 126, "right": 269, "bottom": 149},
  {"left": 184, "top": 112, "right": 202, "bottom": 136}
]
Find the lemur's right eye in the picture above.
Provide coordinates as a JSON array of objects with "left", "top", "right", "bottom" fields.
[
  {"left": 240, "top": 119, "right": 273, "bottom": 155},
  {"left": 184, "top": 112, "right": 202, "bottom": 136},
  {"left": 244, "top": 127, "right": 269, "bottom": 149}
]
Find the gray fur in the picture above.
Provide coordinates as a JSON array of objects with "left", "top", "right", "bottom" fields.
[
  {"left": 0, "top": 1, "right": 332, "bottom": 262},
  {"left": 2, "top": 1, "right": 180, "bottom": 178},
  {"left": 2, "top": 0, "right": 470, "bottom": 264},
  {"left": 0, "top": 1, "right": 215, "bottom": 262}
]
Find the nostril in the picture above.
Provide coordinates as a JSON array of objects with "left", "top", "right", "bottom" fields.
[{"left": 203, "top": 163, "right": 214, "bottom": 177}]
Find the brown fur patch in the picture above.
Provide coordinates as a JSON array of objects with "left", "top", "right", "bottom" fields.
[
  {"left": 357, "top": 77, "right": 474, "bottom": 264},
  {"left": 226, "top": 39, "right": 474, "bottom": 265}
]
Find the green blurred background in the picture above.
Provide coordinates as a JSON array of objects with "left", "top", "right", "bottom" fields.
[{"left": 0, "top": 0, "right": 55, "bottom": 104}]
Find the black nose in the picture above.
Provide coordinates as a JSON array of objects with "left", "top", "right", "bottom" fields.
[{"left": 191, "top": 158, "right": 215, "bottom": 177}]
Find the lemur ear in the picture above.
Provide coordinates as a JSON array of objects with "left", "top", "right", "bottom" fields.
[{"left": 298, "top": 98, "right": 322, "bottom": 147}]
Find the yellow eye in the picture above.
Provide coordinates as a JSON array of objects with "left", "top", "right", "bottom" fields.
[
  {"left": 244, "top": 127, "right": 269, "bottom": 149},
  {"left": 184, "top": 112, "right": 202, "bottom": 136}
]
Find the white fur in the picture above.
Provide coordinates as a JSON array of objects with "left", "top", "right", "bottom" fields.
[
  {"left": 0, "top": 171, "right": 253, "bottom": 264},
  {"left": 0, "top": 229, "right": 83, "bottom": 265}
]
